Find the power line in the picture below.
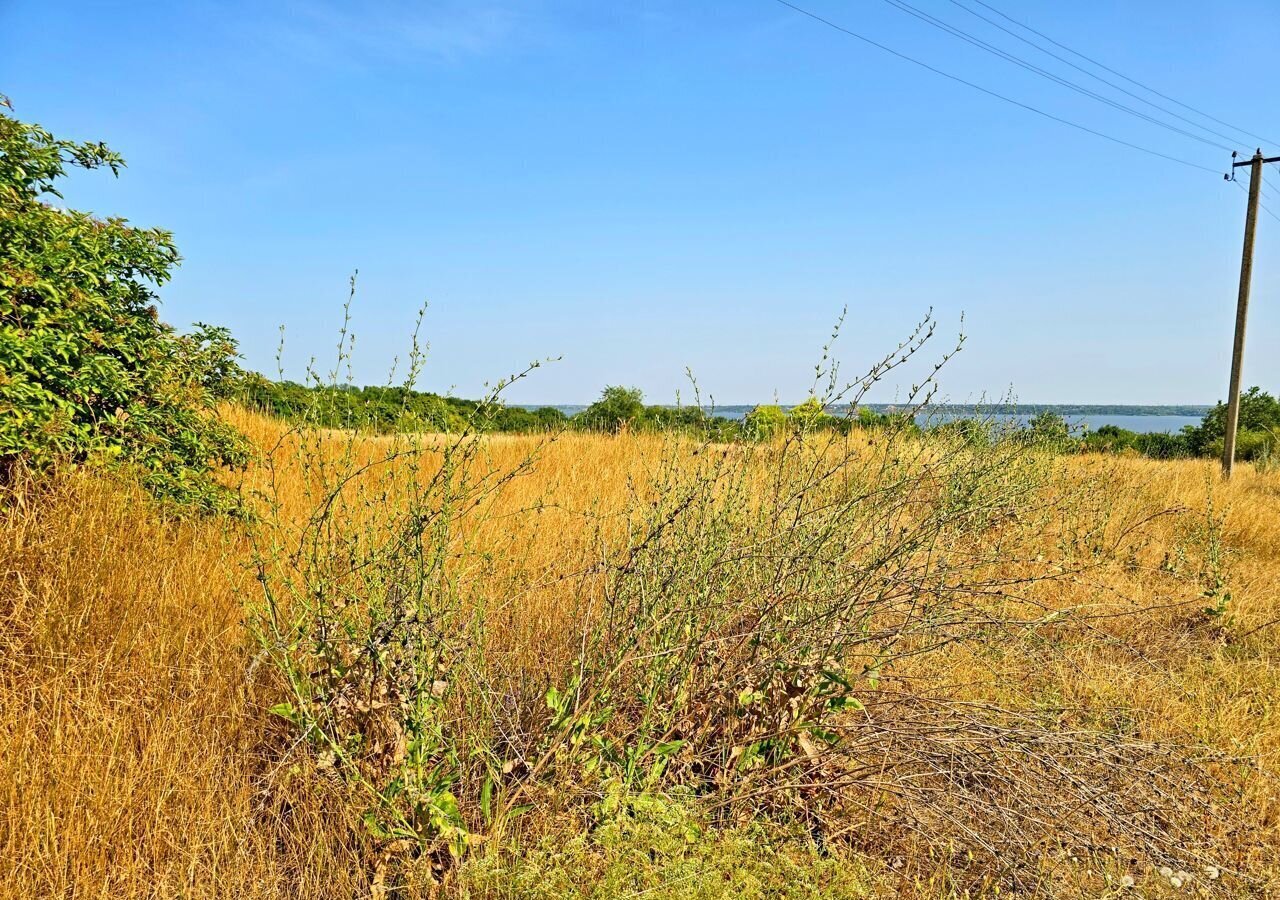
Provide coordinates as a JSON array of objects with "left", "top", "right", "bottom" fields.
[
  {"left": 770, "top": 0, "right": 1221, "bottom": 174},
  {"left": 1233, "top": 175, "right": 1280, "bottom": 225},
  {"left": 1251, "top": 162, "right": 1280, "bottom": 200},
  {"left": 956, "top": 0, "right": 1280, "bottom": 149},
  {"left": 878, "top": 0, "right": 1237, "bottom": 153},
  {"left": 943, "top": 0, "right": 1255, "bottom": 150}
]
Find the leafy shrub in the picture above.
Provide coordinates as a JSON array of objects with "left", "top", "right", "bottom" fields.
[
  {"left": 489, "top": 404, "right": 567, "bottom": 432},
  {"left": 643, "top": 404, "right": 712, "bottom": 432},
  {"left": 0, "top": 100, "right": 249, "bottom": 512},
  {"left": 928, "top": 415, "right": 994, "bottom": 447},
  {"left": 852, "top": 405, "right": 898, "bottom": 430},
  {"left": 241, "top": 375, "right": 568, "bottom": 434},
  {"left": 786, "top": 396, "right": 834, "bottom": 431},
  {"left": 1191, "top": 386, "right": 1280, "bottom": 453},
  {"left": 741, "top": 404, "right": 786, "bottom": 441},
  {"left": 1204, "top": 427, "right": 1276, "bottom": 463},
  {"left": 461, "top": 786, "right": 877, "bottom": 899},
  {"left": 1133, "top": 429, "right": 1192, "bottom": 459},
  {"left": 1081, "top": 423, "right": 1136, "bottom": 454},
  {"left": 249, "top": 311, "right": 1231, "bottom": 894},
  {"left": 576, "top": 385, "right": 646, "bottom": 433},
  {"left": 1023, "top": 410, "right": 1073, "bottom": 450},
  {"left": 570, "top": 386, "right": 731, "bottom": 436}
]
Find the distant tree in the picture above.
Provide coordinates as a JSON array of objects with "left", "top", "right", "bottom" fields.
[
  {"left": 577, "top": 386, "right": 646, "bottom": 433},
  {"left": 743, "top": 404, "right": 787, "bottom": 441},
  {"left": 787, "top": 397, "right": 835, "bottom": 432},
  {"left": 854, "top": 407, "right": 893, "bottom": 429},
  {"left": 1133, "top": 431, "right": 1192, "bottom": 460},
  {"left": 489, "top": 404, "right": 567, "bottom": 432},
  {"left": 1186, "top": 387, "right": 1280, "bottom": 457},
  {"left": 1025, "top": 412, "right": 1073, "bottom": 450},
  {"left": 931, "top": 417, "right": 993, "bottom": 447},
  {"left": 1081, "top": 424, "right": 1137, "bottom": 454},
  {"left": 0, "top": 100, "right": 249, "bottom": 512},
  {"left": 527, "top": 405, "right": 569, "bottom": 430},
  {"left": 1233, "top": 428, "right": 1278, "bottom": 462},
  {"left": 649, "top": 405, "right": 709, "bottom": 431}
]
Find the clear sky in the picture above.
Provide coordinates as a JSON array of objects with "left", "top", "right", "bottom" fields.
[{"left": 4, "top": 0, "right": 1280, "bottom": 404}]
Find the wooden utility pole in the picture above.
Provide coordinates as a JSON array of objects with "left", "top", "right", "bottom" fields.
[{"left": 1223, "top": 150, "right": 1279, "bottom": 477}]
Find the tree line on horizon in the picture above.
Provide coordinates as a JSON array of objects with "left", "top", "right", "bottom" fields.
[
  {"left": 4, "top": 99, "right": 1278, "bottom": 520},
  {"left": 241, "top": 376, "right": 1280, "bottom": 465}
]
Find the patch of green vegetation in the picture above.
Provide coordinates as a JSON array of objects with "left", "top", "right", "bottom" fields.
[
  {"left": 1078, "top": 389, "right": 1280, "bottom": 463},
  {"left": 245, "top": 375, "right": 1280, "bottom": 469},
  {"left": 461, "top": 792, "right": 880, "bottom": 900},
  {"left": 0, "top": 100, "right": 249, "bottom": 513},
  {"left": 241, "top": 376, "right": 570, "bottom": 434},
  {"left": 742, "top": 403, "right": 787, "bottom": 440}
]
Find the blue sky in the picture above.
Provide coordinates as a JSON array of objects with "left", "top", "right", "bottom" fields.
[{"left": 4, "top": 0, "right": 1280, "bottom": 404}]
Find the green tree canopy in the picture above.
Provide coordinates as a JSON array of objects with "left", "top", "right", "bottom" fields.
[
  {"left": 578, "top": 385, "right": 646, "bottom": 433},
  {"left": 1190, "top": 387, "right": 1280, "bottom": 452},
  {"left": 1177, "top": 387, "right": 1278, "bottom": 461},
  {"left": 742, "top": 404, "right": 787, "bottom": 440},
  {"left": 0, "top": 99, "right": 249, "bottom": 512},
  {"left": 787, "top": 397, "right": 835, "bottom": 431},
  {"left": 1025, "top": 411, "right": 1072, "bottom": 450}
]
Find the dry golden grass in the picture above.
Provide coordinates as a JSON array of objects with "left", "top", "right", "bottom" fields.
[
  {"left": 0, "top": 468, "right": 379, "bottom": 898},
  {"left": 3, "top": 408, "right": 1280, "bottom": 898}
]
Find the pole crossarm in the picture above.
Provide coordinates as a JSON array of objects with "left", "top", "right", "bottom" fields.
[{"left": 1234, "top": 156, "right": 1280, "bottom": 167}]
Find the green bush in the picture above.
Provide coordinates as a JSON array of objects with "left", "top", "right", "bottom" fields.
[
  {"left": 742, "top": 404, "right": 786, "bottom": 441},
  {"left": 644, "top": 404, "right": 711, "bottom": 431},
  {"left": 243, "top": 378, "right": 480, "bottom": 433},
  {"left": 0, "top": 100, "right": 249, "bottom": 513},
  {"left": 1205, "top": 428, "right": 1276, "bottom": 463},
  {"left": 786, "top": 397, "right": 834, "bottom": 431},
  {"left": 1023, "top": 411, "right": 1073, "bottom": 450},
  {"left": 1190, "top": 387, "right": 1280, "bottom": 453},
  {"left": 1133, "top": 430, "right": 1192, "bottom": 459},
  {"left": 242, "top": 373, "right": 571, "bottom": 436},
  {"left": 1081, "top": 423, "right": 1136, "bottom": 454},
  {"left": 461, "top": 787, "right": 878, "bottom": 899},
  {"left": 577, "top": 385, "right": 646, "bottom": 433},
  {"left": 852, "top": 406, "right": 896, "bottom": 430},
  {"left": 930, "top": 416, "right": 993, "bottom": 447},
  {"left": 489, "top": 404, "right": 568, "bottom": 432}
]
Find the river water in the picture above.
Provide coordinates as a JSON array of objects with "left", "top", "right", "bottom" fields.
[{"left": 523, "top": 405, "right": 1207, "bottom": 435}]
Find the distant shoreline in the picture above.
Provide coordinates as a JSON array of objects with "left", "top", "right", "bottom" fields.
[{"left": 517, "top": 403, "right": 1214, "bottom": 417}]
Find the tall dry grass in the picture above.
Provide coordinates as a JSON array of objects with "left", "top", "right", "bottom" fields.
[
  {"left": 0, "top": 463, "right": 379, "bottom": 898},
  {"left": 3, "top": 408, "right": 1280, "bottom": 897}
]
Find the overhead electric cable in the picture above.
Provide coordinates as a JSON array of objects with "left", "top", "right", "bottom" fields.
[
  {"left": 1233, "top": 176, "right": 1280, "bottom": 225},
  {"left": 771, "top": 0, "right": 1221, "bottom": 174},
  {"left": 941, "top": 0, "right": 1257, "bottom": 150},
  {"left": 955, "top": 0, "right": 1280, "bottom": 148},
  {"left": 878, "top": 0, "right": 1237, "bottom": 153}
]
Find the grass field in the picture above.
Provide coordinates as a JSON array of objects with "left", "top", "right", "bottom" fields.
[{"left": 3, "top": 407, "right": 1280, "bottom": 898}]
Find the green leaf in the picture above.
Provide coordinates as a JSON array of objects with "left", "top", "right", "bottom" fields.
[
  {"left": 480, "top": 776, "right": 493, "bottom": 825},
  {"left": 361, "top": 811, "right": 392, "bottom": 840},
  {"left": 653, "top": 739, "right": 685, "bottom": 759},
  {"left": 268, "top": 702, "right": 297, "bottom": 723},
  {"left": 432, "top": 790, "right": 463, "bottom": 827}
]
